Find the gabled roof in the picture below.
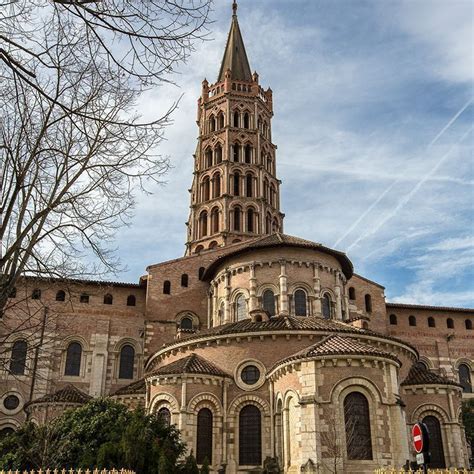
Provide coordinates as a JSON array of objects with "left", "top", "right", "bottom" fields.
[
  {"left": 112, "top": 378, "right": 146, "bottom": 396},
  {"left": 217, "top": 3, "right": 252, "bottom": 82},
  {"left": 401, "top": 364, "right": 462, "bottom": 387},
  {"left": 272, "top": 335, "right": 400, "bottom": 370},
  {"left": 149, "top": 353, "right": 229, "bottom": 378},
  {"left": 202, "top": 233, "right": 353, "bottom": 280},
  {"left": 25, "top": 384, "right": 91, "bottom": 408}
]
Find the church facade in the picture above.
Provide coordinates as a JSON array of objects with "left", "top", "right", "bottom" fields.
[{"left": 1, "top": 3, "right": 473, "bottom": 473}]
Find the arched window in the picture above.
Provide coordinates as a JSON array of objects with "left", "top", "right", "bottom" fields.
[
  {"left": 118, "top": 345, "right": 135, "bottom": 379},
  {"left": 246, "top": 174, "right": 253, "bottom": 197},
  {"left": 202, "top": 176, "right": 210, "bottom": 201},
  {"left": 243, "top": 112, "right": 250, "bottom": 129},
  {"left": 180, "top": 317, "right": 193, "bottom": 330},
  {"left": 415, "top": 360, "right": 429, "bottom": 370},
  {"left": 211, "top": 207, "right": 219, "bottom": 234},
  {"left": 239, "top": 405, "right": 261, "bottom": 465},
  {"left": 215, "top": 144, "right": 222, "bottom": 164},
  {"left": 233, "top": 172, "right": 240, "bottom": 196},
  {"left": 270, "top": 184, "right": 276, "bottom": 206},
  {"left": 10, "top": 340, "right": 27, "bottom": 375},
  {"left": 235, "top": 294, "right": 246, "bottom": 321},
  {"left": 348, "top": 287, "right": 356, "bottom": 300},
  {"left": 409, "top": 315, "right": 416, "bottom": 326},
  {"left": 209, "top": 241, "right": 218, "bottom": 249},
  {"left": 322, "top": 294, "right": 331, "bottom": 319},
  {"left": 218, "top": 301, "right": 225, "bottom": 325},
  {"left": 104, "top": 293, "right": 113, "bottom": 305},
  {"left": 195, "top": 245, "right": 204, "bottom": 254},
  {"left": 209, "top": 115, "right": 216, "bottom": 132},
  {"left": 344, "top": 392, "right": 372, "bottom": 460},
  {"left": 263, "top": 179, "right": 269, "bottom": 203},
  {"left": 294, "top": 289, "right": 307, "bottom": 316},
  {"left": 272, "top": 218, "right": 279, "bottom": 233},
  {"left": 233, "top": 110, "right": 240, "bottom": 128},
  {"left": 205, "top": 149, "right": 213, "bottom": 168},
  {"left": 422, "top": 416, "right": 445, "bottom": 468},
  {"left": 266, "top": 213, "right": 272, "bottom": 234},
  {"left": 65, "top": 342, "right": 82, "bottom": 376},
  {"left": 213, "top": 173, "right": 221, "bottom": 198},
  {"left": 389, "top": 314, "right": 397, "bottom": 325},
  {"left": 447, "top": 318, "right": 454, "bottom": 329},
  {"left": 0, "top": 427, "right": 15, "bottom": 439},
  {"left": 181, "top": 274, "right": 189, "bottom": 287},
  {"left": 56, "top": 290, "right": 66, "bottom": 302},
  {"left": 31, "top": 288, "right": 41, "bottom": 300},
  {"left": 233, "top": 144, "right": 240, "bottom": 162},
  {"left": 458, "top": 364, "right": 472, "bottom": 393},
  {"left": 219, "top": 113, "right": 225, "bottom": 129},
  {"left": 199, "top": 211, "right": 208, "bottom": 238},
  {"left": 247, "top": 208, "right": 254, "bottom": 233},
  {"left": 244, "top": 145, "right": 252, "bottom": 163},
  {"left": 163, "top": 281, "right": 171, "bottom": 295},
  {"left": 428, "top": 316, "right": 436, "bottom": 327},
  {"left": 262, "top": 289, "right": 275, "bottom": 316},
  {"left": 127, "top": 295, "right": 136, "bottom": 306},
  {"left": 198, "top": 267, "right": 205, "bottom": 280},
  {"left": 233, "top": 206, "right": 242, "bottom": 231},
  {"left": 466, "top": 319, "right": 473, "bottom": 330},
  {"left": 196, "top": 408, "right": 213, "bottom": 464},
  {"left": 158, "top": 407, "right": 171, "bottom": 427},
  {"left": 364, "top": 294, "right": 372, "bottom": 313}
]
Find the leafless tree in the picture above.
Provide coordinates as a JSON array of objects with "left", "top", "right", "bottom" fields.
[{"left": 0, "top": 0, "right": 213, "bottom": 312}]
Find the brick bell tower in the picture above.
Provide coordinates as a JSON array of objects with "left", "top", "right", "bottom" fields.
[{"left": 185, "top": 1, "right": 284, "bottom": 255}]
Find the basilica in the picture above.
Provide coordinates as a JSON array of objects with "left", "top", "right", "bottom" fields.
[{"left": 1, "top": 3, "right": 473, "bottom": 473}]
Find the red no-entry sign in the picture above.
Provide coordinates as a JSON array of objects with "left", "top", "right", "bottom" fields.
[{"left": 412, "top": 423, "right": 424, "bottom": 453}]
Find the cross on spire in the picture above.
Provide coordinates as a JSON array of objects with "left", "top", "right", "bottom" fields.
[{"left": 232, "top": 1, "right": 237, "bottom": 16}]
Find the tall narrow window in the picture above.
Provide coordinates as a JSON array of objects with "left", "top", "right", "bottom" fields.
[
  {"left": 348, "top": 287, "right": 356, "bottom": 300},
  {"left": 262, "top": 290, "right": 275, "bottom": 316},
  {"left": 213, "top": 173, "right": 221, "bottom": 198},
  {"left": 236, "top": 294, "right": 246, "bottom": 321},
  {"left": 10, "top": 340, "right": 27, "bottom": 375},
  {"left": 233, "top": 172, "right": 240, "bottom": 196},
  {"left": 422, "top": 416, "right": 445, "bottom": 468},
  {"left": 364, "top": 294, "right": 372, "bottom": 313},
  {"left": 199, "top": 211, "right": 208, "bottom": 238},
  {"left": 127, "top": 295, "right": 136, "bottom": 306},
  {"left": 243, "top": 112, "right": 250, "bottom": 129},
  {"left": 428, "top": 316, "right": 436, "bottom": 327},
  {"left": 211, "top": 208, "right": 219, "bottom": 234},
  {"left": 233, "top": 207, "right": 242, "bottom": 231},
  {"left": 163, "top": 280, "right": 171, "bottom": 295},
  {"left": 247, "top": 208, "right": 254, "bottom": 233},
  {"left": 246, "top": 174, "right": 253, "bottom": 197},
  {"left": 181, "top": 274, "right": 189, "bottom": 287},
  {"left": 209, "top": 115, "right": 216, "bottom": 132},
  {"left": 466, "top": 319, "right": 473, "bottom": 330},
  {"left": 215, "top": 145, "right": 222, "bottom": 164},
  {"left": 239, "top": 405, "right": 261, "bottom": 465},
  {"left": 233, "top": 144, "right": 240, "bottom": 162},
  {"left": 198, "top": 267, "right": 205, "bottom": 280},
  {"left": 389, "top": 314, "right": 397, "bottom": 325},
  {"left": 196, "top": 408, "right": 213, "bottom": 464},
  {"left": 245, "top": 145, "right": 252, "bottom": 163},
  {"left": 205, "top": 149, "right": 213, "bottom": 168},
  {"left": 118, "top": 345, "right": 135, "bottom": 379},
  {"left": 104, "top": 293, "right": 113, "bottom": 305},
  {"left": 56, "top": 290, "right": 66, "bottom": 302},
  {"left": 409, "top": 315, "right": 416, "bottom": 326},
  {"left": 266, "top": 213, "right": 272, "bottom": 234},
  {"left": 459, "top": 364, "right": 472, "bottom": 393},
  {"left": 158, "top": 407, "right": 171, "bottom": 427},
  {"left": 447, "top": 318, "right": 454, "bottom": 329},
  {"left": 344, "top": 392, "right": 372, "bottom": 460},
  {"left": 202, "top": 177, "right": 210, "bottom": 201},
  {"left": 65, "top": 342, "right": 82, "bottom": 376},
  {"left": 322, "top": 294, "right": 331, "bottom": 319},
  {"left": 218, "top": 113, "right": 225, "bottom": 129},
  {"left": 294, "top": 290, "right": 307, "bottom": 316},
  {"left": 233, "top": 111, "right": 239, "bottom": 128}
]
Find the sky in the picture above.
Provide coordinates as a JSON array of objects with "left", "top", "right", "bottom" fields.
[{"left": 114, "top": 0, "right": 473, "bottom": 308}]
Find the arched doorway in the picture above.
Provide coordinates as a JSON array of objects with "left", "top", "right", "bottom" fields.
[{"left": 423, "top": 415, "right": 446, "bottom": 468}]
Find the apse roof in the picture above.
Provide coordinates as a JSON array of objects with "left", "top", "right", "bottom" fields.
[
  {"left": 149, "top": 353, "right": 229, "bottom": 378},
  {"left": 25, "top": 384, "right": 91, "bottom": 408},
  {"left": 401, "top": 363, "right": 461, "bottom": 387},
  {"left": 202, "top": 233, "right": 354, "bottom": 280},
  {"left": 112, "top": 378, "right": 146, "bottom": 396}
]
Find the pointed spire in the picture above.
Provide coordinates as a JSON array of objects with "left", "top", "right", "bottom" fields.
[{"left": 217, "top": 1, "right": 252, "bottom": 82}]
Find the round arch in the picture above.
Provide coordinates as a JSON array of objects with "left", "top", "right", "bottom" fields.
[
  {"left": 188, "top": 392, "right": 223, "bottom": 416},
  {"left": 411, "top": 403, "right": 450, "bottom": 424}
]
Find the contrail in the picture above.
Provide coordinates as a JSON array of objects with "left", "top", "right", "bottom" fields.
[
  {"left": 346, "top": 124, "right": 473, "bottom": 252},
  {"left": 334, "top": 97, "right": 473, "bottom": 249}
]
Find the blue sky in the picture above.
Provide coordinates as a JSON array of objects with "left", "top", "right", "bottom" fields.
[{"left": 115, "top": 0, "right": 473, "bottom": 307}]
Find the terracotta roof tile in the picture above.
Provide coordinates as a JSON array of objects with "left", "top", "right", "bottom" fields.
[
  {"left": 386, "top": 302, "right": 474, "bottom": 313},
  {"left": 401, "top": 364, "right": 461, "bottom": 387},
  {"left": 149, "top": 353, "right": 229, "bottom": 378},
  {"left": 26, "top": 384, "right": 91, "bottom": 408},
  {"left": 112, "top": 378, "right": 146, "bottom": 396}
]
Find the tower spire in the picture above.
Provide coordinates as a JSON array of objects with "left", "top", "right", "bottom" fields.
[{"left": 217, "top": 1, "right": 252, "bottom": 82}]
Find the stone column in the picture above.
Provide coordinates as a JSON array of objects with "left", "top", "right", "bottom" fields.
[
  {"left": 179, "top": 378, "right": 187, "bottom": 431},
  {"left": 89, "top": 319, "right": 110, "bottom": 397},
  {"left": 224, "top": 271, "right": 232, "bottom": 323},
  {"left": 334, "top": 271, "right": 343, "bottom": 320},
  {"left": 313, "top": 263, "right": 322, "bottom": 315},
  {"left": 279, "top": 259, "right": 289, "bottom": 315},
  {"left": 249, "top": 263, "right": 258, "bottom": 311},
  {"left": 212, "top": 282, "right": 218, "bottom": 327}
]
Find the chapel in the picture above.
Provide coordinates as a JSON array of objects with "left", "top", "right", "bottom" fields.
[{"left": 1, "top": 3, "right": 473, "bottom": 473}]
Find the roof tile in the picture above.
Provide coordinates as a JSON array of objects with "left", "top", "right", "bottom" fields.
[
  {"left": 401, "top": 364, "right": 461, "bottom": 387},
  {"left": 149, "top": 353, "right": 229, "bottom": 378}
]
